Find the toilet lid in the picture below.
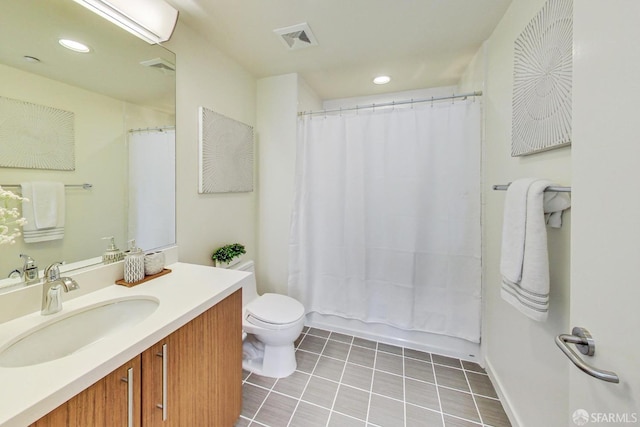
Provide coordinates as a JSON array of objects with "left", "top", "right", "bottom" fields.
[{"left": 245, "top": 293, "right": 305, "bottom": 325}]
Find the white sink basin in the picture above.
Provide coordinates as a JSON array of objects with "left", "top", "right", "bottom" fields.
[{"left": 0, "top": 297, "right": 159, "bottom": 368}]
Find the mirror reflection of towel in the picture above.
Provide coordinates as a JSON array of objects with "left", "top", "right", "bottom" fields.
[{"left": 21, "top": 182, "right": 65, "bottom": 243}]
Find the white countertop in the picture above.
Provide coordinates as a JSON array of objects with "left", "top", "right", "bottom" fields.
[{"left": 0, "top": 262, "right": 249, "bottom": 427}]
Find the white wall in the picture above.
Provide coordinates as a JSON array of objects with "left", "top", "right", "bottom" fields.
[
  {"left": 255, "top": 74, "right": 322, "bottom": 294},
  {"left": 472, "top": 0, "right": 572, "bottom": 425},
  {"left": 166, "top": 22, "right": 257, "bottom": 267},
  {"left": 0, "top": 64, "right": 172, "bottom": 274}
]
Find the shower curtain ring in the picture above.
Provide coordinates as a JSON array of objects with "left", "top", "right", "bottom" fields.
[
  {"left": 411, "top": 98, "right": 414, "bottom": 109},
  {"left": 431, "top": 96, "right": 434, "bottom": 107}
]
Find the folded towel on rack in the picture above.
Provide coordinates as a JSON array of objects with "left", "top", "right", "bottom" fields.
[
  {"left": 21, "top": 182, "right": 65, "bottom": 243},
  {"left": 500, "top": 178, "right": 571, "bottom": 321}
]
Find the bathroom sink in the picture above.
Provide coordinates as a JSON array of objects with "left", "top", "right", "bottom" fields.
[{"left": 0, "top": 297, "right": 159, "bottom": 368}]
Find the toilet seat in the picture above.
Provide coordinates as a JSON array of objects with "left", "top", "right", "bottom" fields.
[{"left": 245, "top": 293, "right": 305, "bottom": 330}]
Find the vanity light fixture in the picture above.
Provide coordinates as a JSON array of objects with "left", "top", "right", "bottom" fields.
[
  {"left": 58, "top": 39, "right": 92, "bottom": 53},
  {"left": 72, "top": 0, "right": 179, "bottom": 44},
  {"left": 373, "top": 75, "right": 391, "bottom": 85}
]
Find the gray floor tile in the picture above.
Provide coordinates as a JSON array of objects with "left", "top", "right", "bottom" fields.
[
  {"left": 246, "top": 373, "right": 277, "bottom": 389},
  {"left": 443, "top": 415, "right": 483, "bottom": 427},
  {"left": 406, "top": 404, "right": 444, "bottom": 427},
  {"left": 242, "top": 369, "right": 251, "bottom": 381},
  {"left": 294, "top": 333, "right": 305, "bottom": 348},
  {"left": 375, "top": 351, "right": 403, "bottom": 375},
  {"left": 368, "top": 394, "right": 404, "bottom": 427},
  {"left": 314, "top": 356, "right": 346, "bottom": 381},
  {"left": 333, "top": 384, "right": 370, "bottom": 421},
  {"left": 432, "top": 354, "right": 463, "bottom": 369},
  {"left": 475, "top": 396, "right": 511, "bottom": 427},
  {"left": 404, "top": 348, "right": 432, "bottom": 362},
  {"left": 323, "top": 340, "right": 351, "bottom": 360},
  {"left": 466, "top": 372, "right": 498, "bottom": 398},
  {"left": 296, "top": 350, "right": 320, "bottom": 373},
  {"left": 299, "top": 334, "right": 328, "bottom": 354},
  {"left": 372, "top": 371, "right": 404, "bottom": 400},
  {"left": 329, "top": 412, "right": 367, "bottom": 427},
  {"left": 353, "top": 337, "right": 377, "bottom": 349},
  {"left": 405, "top": 378, "right": 440, "bottom": 411},
  {"left": 289, "top": 401, "right": 330, "bottom": 427},
  {"left": 461, "top": 360, "right": 486, "bottom": 374},
  {"left": 241, "top": 383, "right": 269, "bottom": 418},
  {"left": 330, "top": 332, "right": 354, "bottom": 344},
  {"left": 308, "top": 327, "right": 331, "bottom": 338},
  {"left": 377, "top": 342, "right": 403, "bottom": 355},
  {"left": 253, "top": 393, "right": 298, "bottom": 427},
  {"left": 348, "top": 345, "right": 376, "bottom": 368},
  {"left": 342, "top": 363, "right": 374, "bottom": 391},
  {"left": 302, "top": 376, "right": 339, "bottom": 409},
  {"left": 439, "top": 388, "right": 481, "bottom": 423},
  {"left": 405, "top": 358, "right": 435, "bottom": 383},
  {"left": 234, "top": 416, "right": 252, "bottom": 427},
  {"left": 273, "top": 370, "right": 310, "bottom": 399},
  {"left": 302, "top": 326, "right": 310, "bottom": 333},
  {"left": 434, "top": 365, "right": 470, "bottom": 392}
]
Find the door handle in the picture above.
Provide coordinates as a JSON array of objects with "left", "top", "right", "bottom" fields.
[{"left": 555, "top": 327, "right": 620, "bottom": 383}]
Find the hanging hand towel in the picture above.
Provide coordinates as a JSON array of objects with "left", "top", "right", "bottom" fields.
[
  {"left": 21, "top": 182, "right": 65, "bottom": 243},
  {"left": 500, "top": 178, "right": 571, "bottom": 321}
]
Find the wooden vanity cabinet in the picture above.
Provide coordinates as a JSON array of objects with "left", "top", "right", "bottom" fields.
[
  {"left": 30, "top": 356, "right": 141, "bottom": 427},
  {"left": 31, "top": 289, "right": 242, "bottom": 427}
]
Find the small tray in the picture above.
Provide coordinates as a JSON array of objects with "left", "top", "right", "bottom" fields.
[{"left": 116, "top": 268, "right": 172, "bottom": 287}]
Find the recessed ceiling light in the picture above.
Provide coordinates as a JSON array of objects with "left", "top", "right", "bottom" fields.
[
  {"left": 58, "top": 38, "right": 92, "bottom": 53},
  {"left": 373, "top": 75, "right": 391, "bottom": 85}
]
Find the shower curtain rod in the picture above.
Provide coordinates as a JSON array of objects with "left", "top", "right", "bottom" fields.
[
  {"left": 298, "top": 91, "right": 483, "bottom": 117},
  {"left": 129, "top": 126, "right": 175, "bottom": 133}
]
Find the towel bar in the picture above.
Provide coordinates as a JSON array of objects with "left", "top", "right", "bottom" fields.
[
  {"left": 493, "top": 184, "right": 571, "bottom": 192},
  {"left": 0, "top": 183, "right": 92, "bottom": 190}
]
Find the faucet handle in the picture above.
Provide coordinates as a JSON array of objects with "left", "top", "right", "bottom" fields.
[{"left": 44, "top": 262, "right": 63, "bottom": 281}]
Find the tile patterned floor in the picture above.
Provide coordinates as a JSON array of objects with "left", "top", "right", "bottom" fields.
[{"left": 236, "top": 327, "right": 511, "bottom": 427}]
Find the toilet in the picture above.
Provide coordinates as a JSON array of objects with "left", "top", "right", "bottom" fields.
[{"left": 234, "top": 260, "right": 305, "bottom": 378}]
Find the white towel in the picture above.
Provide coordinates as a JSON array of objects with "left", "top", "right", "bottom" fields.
[
  {"left": 21, "top": 182, "right": 65, "bottom": 243},
  {"left": 500, "top": 178, "right": 571, "bottom": 321}
]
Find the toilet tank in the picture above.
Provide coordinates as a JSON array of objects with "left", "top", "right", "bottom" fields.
[{"left": 233, "top": 260, "right": 259, "bottom": 307}]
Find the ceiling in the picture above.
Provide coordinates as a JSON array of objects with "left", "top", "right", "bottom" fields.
[{"left": 165, "top": 0, "right": 511, "bottom": 100}]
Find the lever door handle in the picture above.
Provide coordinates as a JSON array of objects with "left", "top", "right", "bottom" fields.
[{"left": 555, "top": 327, "right": 619, "bottom": 383}]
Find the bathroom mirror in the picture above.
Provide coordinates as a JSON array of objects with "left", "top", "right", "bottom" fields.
[{"left": 0, "top": 0, "right": 176, "bottom": 283}]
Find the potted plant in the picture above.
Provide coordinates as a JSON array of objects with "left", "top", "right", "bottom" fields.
[{"left": 211, "top": 243, "right": 246, "bottom": 268}]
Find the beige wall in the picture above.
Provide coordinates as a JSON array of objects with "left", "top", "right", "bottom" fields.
[
  {"left": 0, "top": 63, "right": 172, "bottom": 275},
  {"left": 166, "top": 22, "right": 257, "bottom": 267},
  {"left": 473, "top": 0, "right": 572, "bottom": 425}
]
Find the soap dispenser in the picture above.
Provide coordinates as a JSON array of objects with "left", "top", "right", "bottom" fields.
[
  {"left": 124, "top": 239, "right": 145, "bottom": 283},
  {"left": 101, "top": 236, "right": 124, "bottom": 264}
]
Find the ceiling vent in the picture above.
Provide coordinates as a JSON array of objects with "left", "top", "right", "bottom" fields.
[
  {"left": 273, "top": 23, "right": 318, "bottom": 50},
  {"left": 140, "top": 57, "right": 176, "bottom": 74}
]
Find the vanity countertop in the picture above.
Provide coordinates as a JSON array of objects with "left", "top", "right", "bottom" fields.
[{"left": 0, "top": 262, "right": 249, "bottom": 427}]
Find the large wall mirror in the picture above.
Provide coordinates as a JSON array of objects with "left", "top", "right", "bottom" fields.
[{"left": 0, "top": 0, "right": 176, "bottom": 286}]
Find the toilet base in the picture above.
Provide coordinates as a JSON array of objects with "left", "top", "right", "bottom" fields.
[{"left": 242, "top": 339, "right": 297, "bottom": 378}]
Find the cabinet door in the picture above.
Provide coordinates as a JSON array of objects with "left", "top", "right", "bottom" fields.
[
  {"left": 31, "top": 355, "right": 141, "bottom": 427},
  {"left": 142, "top": 289, "right": 242, "bottom": 426}
]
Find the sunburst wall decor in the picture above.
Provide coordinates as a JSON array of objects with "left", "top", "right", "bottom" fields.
[
  {"left": 198, "top": 107, "right": 254, "bottom": 194},
  {"left": 512, "top": 0, "right": 572, "bottom": 156},
  {"left": 0, "top": 96, "right": 75, "bottom": 170}
]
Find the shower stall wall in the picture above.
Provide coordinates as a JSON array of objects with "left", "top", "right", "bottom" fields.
[{"left": 289, "top": 96, "right": 482, "bottom": 361}]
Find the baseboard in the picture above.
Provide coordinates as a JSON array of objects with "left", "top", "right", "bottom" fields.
[{"left": 484, "top": 356, "right": 522, "bottom": 427}]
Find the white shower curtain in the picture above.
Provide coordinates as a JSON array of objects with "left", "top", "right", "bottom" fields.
[{"left": 288, "top": 100, "right": 481, "bottom": 342}]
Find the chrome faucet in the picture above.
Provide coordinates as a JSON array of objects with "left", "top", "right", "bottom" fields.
[
  {"left": 41, "top": 262, "right": 80, "bottom": 316},
  {"left": 20, "top": 254, "right": 39, "bottom": 285}
]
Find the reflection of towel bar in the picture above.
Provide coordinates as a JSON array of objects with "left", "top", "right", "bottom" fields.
[
  {"left": 1, "top": 183, "right": 92, "bottom": 191},
  {"left": 493, "top": 183, "right": 571, "bottom": 192}
]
